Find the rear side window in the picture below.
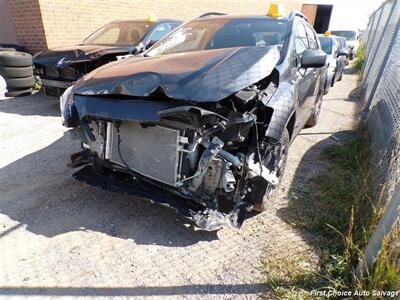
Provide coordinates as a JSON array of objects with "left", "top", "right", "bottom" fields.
[
  {"left": 318, "top": 36, "right": 332, "bottom": 54},
  {"left": 305, "top": 26, "right": 319, "bottom": 50},
  {"left": 294, "top": 23, "right": 309, "bottom": 55}
]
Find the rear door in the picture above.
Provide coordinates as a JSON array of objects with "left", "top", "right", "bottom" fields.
[{"left": 292, "top": 22, "right": 314, "bottom": 127}]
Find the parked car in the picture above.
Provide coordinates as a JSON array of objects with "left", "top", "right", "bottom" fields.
[
  {"left": 61, "top": 10, "right": 326, "bottom": 231},
  {"left": 330, "top": 30, "right": 359, "bottom": 60},
  {"left": 318, "top": 33, "right": 347, "bottom": 94},
  {"left": 337, "top": 36, "right": 349, "bottom": 65},
  {"left": 33, "top": 16, "right": 182, "bottom": 96}
]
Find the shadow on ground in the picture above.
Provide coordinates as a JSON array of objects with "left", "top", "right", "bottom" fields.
[
  {"left": 343, "top": 66, "right": 358, "bottom": 75},
  {"left": 0, "top": 131, "right": 218, "bottom": 247},
  {"left": 0, "top": 93, "right": 59, "bottom": 117},
  {"left": 276, "top": 130, "right": 356, "bottom": 248},
  {"left": 0, "top": 284, "right": 265, "bottom": 297}
]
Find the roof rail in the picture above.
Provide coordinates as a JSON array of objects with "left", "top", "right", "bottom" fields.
[
  {"left": 288, "top": 11, "right": 309, "bottom": 22},
  {"left": 197, "top": 12, "right": 226, "bottom": 18}
]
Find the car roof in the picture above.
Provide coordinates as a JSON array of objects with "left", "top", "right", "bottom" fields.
[
  {"left": 110, "top": 18, "right": 182, "bottom": 24},
  {"left": 194, "top": 15, "right": 290, "bottom": 21}
]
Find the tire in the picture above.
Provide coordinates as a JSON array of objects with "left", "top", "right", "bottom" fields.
[
  {"left": 306, "top": 92, "right": 323, "bottom": 127},
  {"left": 323, "top": 78, "right": 329, "bottom": 95},
  {"left": 338, "top": 70, "right": 343, "bottom": 81},
  {"left": 0, "top": 66, "right": 33, "bottom": 78},
  {"left": 252, "top": 128, "right": 290, "bottom": 212},
  {"left": 5, "top": 76, "right": 34, "bottom": 89},
  {"left": 6, "top": 88, "right": 32, "bottom": 97},
  {"left": 0, "top": 51, "right": 33, "bottom": 67}
]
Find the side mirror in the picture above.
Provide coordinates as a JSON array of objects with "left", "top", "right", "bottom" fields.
[
  {"left": 301, "top": 49, "right": 327, "bottom": 68},
  {"left": 128, "top": 46, "right": 138, "bottom": 54},
  {"left": 145, "top": 40, "right": 158, "bottom": 50}
]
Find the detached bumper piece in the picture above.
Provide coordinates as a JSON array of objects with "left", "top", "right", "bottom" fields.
[{"left": 72, "top": 164, "right": 251, "bottom": 231}]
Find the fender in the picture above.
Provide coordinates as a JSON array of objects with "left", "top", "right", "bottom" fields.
[{"left": 263, "top": 81, "right": 296, "bottom": 141}]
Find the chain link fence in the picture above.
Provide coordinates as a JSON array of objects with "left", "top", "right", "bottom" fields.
[{"left": 360, "top": 0, "right": 400, "bottom": 268}]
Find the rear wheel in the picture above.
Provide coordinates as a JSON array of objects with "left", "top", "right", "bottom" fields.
[
  {"left": 306, "top": 92, "right": 323, "bottom": 127},
  {"left": 323, "top": 78, "right": 329, "bottom": 95},
  {"left": 338, "top": 69, "right": 344, "bottom": 81},
  {"left": 252, "top": 129, "right": 290, "bottom": 212}
]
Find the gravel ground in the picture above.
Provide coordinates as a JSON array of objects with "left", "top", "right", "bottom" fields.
[{"left": 0, "top": 67, "right": 359, "bottom": 299}]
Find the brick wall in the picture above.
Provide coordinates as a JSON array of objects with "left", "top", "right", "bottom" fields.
[
  {"left": 8, "top": 0, "right": 303, "bottom": 53},
  {"left": 8, "top": 0, "right": 47, "bottom": 53}
]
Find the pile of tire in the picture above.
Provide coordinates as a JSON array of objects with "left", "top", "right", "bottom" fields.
[{"left": 0, "top": 51, "right": 34, "bottom": 97}]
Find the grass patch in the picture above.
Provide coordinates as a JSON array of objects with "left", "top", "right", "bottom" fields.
[
  {"left": 33, "top": 76, "right": 41, "bottom": 91},
  {"left": 262, "top": 134, "right": 400, "bottom": 299},
  {"left": 354, "top": 43, "right": 365, "bottom": 74}
]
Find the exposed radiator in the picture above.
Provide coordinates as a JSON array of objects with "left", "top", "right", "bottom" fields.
[{"left": 107, "top": 121, "right": 181, "bottom": 186}]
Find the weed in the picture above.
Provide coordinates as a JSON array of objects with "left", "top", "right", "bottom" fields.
[
  {"left": 262, "top": 134, "right": 399, "bottom": 299},
  {"left": 354, "top": 43, "right": 365, "bottom": 74}
]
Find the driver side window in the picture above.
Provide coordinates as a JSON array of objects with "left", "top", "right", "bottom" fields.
[{"left": 294, "top": 23, "right": 309, "bottom": 55}]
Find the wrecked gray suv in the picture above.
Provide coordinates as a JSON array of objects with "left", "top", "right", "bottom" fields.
[{"left": 61, "top": 12, "right": 326, "bottom": 231}]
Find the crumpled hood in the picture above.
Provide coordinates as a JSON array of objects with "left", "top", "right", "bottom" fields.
[
  {"left": 72, "top": 46, "right": 280, "bottom": 102},
  {"left": 33, "top": 45, "right": 131, "bottom": 67}
]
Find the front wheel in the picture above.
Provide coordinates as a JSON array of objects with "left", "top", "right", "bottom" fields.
[{"left": 252, "top": 128, "right": 290, "bottom": 212}]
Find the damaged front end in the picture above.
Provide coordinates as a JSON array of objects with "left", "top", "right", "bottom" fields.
[
  {"left": 63, "top": 86, "right": 283, "bottom": 231},
  {"left": 62, "top": 46, "right": 285, "bottom": 231}
]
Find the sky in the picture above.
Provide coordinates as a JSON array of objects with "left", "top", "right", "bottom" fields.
[{"left": 305, "top": 0, "right": 385, "bottom": 30}]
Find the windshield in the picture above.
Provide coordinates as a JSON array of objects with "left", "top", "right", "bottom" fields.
[
  {"left": 330, "top": 30, "right": 357, "bottom": 41},
  {"left": 146, "top": 18, "right": 289, "bottom": 56},
  {"left": 81, "top": 22, "right": 151, "bottom": 46},
  {"left": 318, "top": 36, "right": 332, "bottom": 54}
]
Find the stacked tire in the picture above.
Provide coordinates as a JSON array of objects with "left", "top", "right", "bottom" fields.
[{"left": 0, "top": 51, "right": 34, "bottom": 97}]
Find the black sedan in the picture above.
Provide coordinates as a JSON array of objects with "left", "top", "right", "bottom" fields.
[
  {"left": 33, "top": 17, "right": 182, "bottom": 96},
  {"left": 61, "top": 12, "right": 326, "bottom": 230}
]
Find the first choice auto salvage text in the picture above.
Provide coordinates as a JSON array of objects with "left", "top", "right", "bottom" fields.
[{"left": 311, "top": 289, "right": 399, "bottom": 298}]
